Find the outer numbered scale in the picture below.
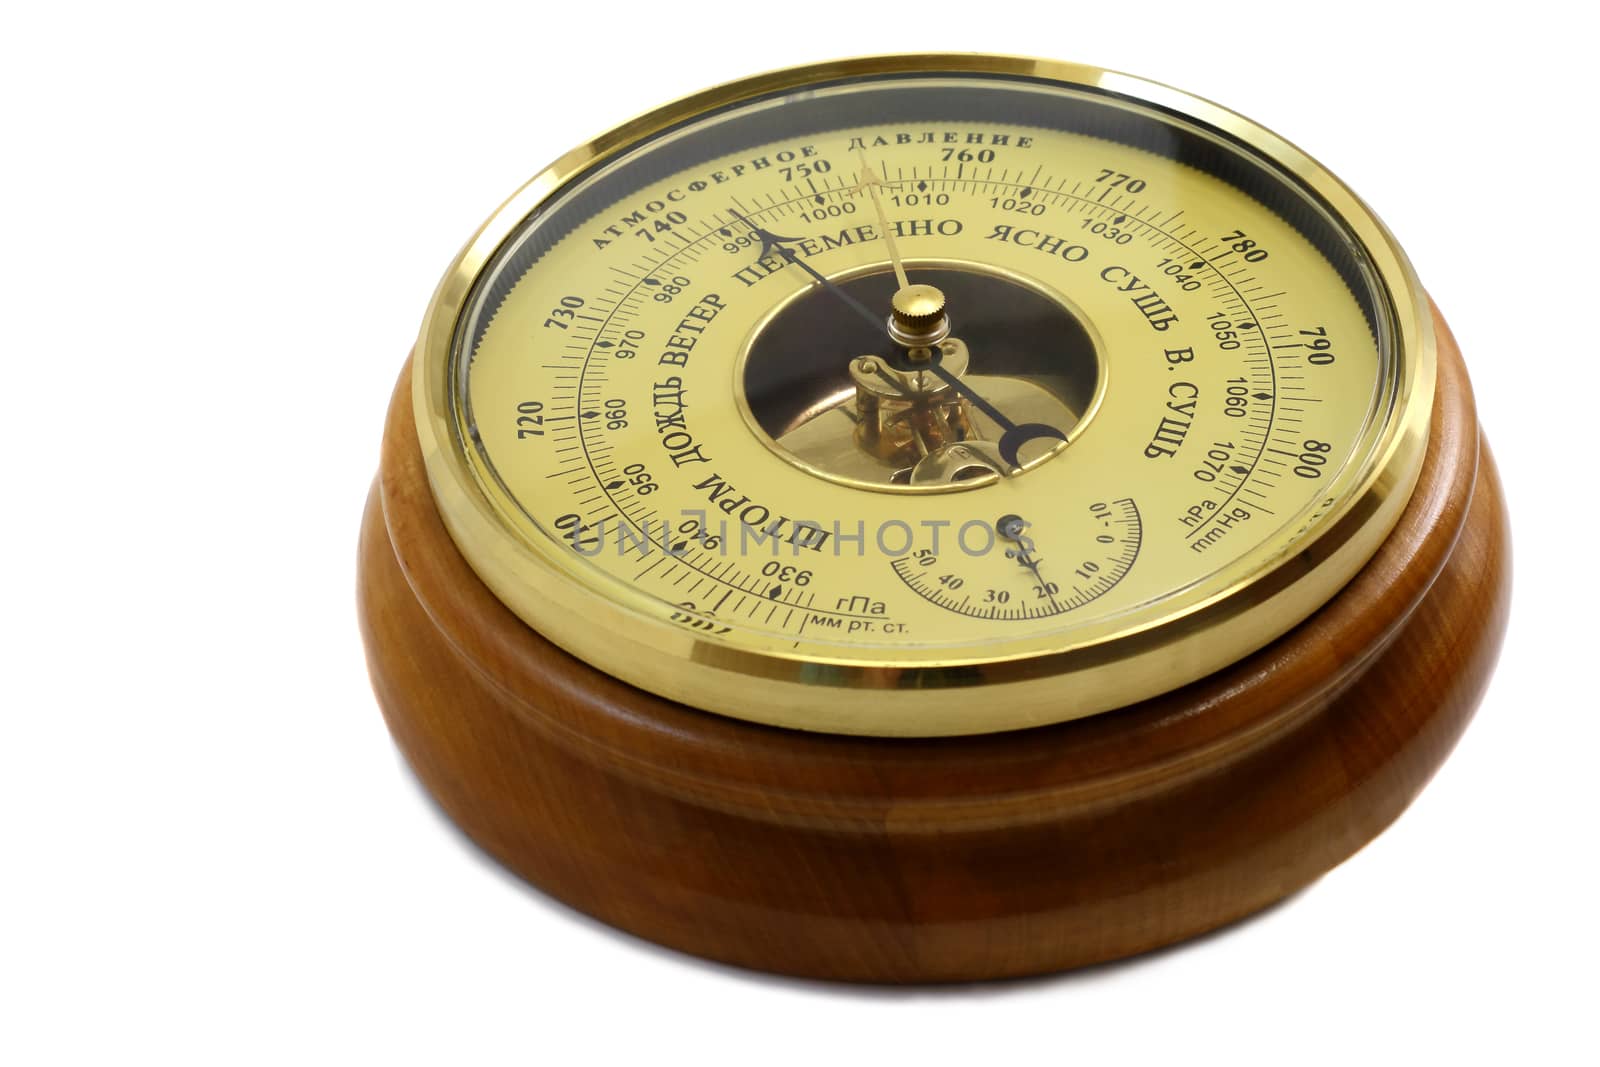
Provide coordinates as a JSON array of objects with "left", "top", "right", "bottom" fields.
[{"left": 358, "top": 56, "right": 1509, "bottom": 981}]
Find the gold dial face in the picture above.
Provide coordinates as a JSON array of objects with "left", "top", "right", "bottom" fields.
[{"left": 414, "top": 56, "right": 1434, "bottom": 737}]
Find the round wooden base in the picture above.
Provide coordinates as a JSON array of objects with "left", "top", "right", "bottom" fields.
[{"left": 358, "top": 306, "right": 1508, "bottom": 983}]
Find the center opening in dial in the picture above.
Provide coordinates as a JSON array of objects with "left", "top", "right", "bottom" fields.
[{"left": 735, "top": 263, "right": 1104, "bottom": 492}]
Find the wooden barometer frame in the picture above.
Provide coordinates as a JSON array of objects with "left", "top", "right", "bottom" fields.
[{"left": 358, "top": 57, "right": 1509, "bottom": 982}]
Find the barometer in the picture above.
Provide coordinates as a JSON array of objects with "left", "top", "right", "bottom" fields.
[{"left": 359, "top": 55, "right": 1509, "bottom": 982}]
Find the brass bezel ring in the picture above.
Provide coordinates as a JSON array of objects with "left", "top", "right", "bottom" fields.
[{"left": 410, "top": 54, "right": 1435, "bottom": 737}]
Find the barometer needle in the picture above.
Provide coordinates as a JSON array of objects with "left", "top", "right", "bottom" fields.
[
  {"left": 854, "top": 153, "right": 910, "bottom": 290},
  {"left": 726, "top": 208, "right": 1064, "bottom": 469},
  {"left": 727, "top": 208, "right": 883, "bottom": 332}
]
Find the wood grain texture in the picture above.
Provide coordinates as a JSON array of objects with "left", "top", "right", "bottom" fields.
[{"left": 357, "top": 306, "right": 1509, "bottom": 982}]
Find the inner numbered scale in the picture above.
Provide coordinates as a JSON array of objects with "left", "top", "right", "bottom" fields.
[{"left": 361, "top": 56, "right": 1508, "bottom": 981}]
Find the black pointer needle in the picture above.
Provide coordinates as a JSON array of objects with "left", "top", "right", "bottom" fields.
[
  {"left": 999, "top": 515, "right": 1063, "bottom": 612},
  {"left": 728, "top": 210, "right": 1065, "bottom": 470},
  {"left": 729, "top": 209, "right": 884, "bottom": 330}
]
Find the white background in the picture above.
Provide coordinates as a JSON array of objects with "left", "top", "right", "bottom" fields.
[{"left": 4, "top": 2, "right": 1594, "bottom": 1063}]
